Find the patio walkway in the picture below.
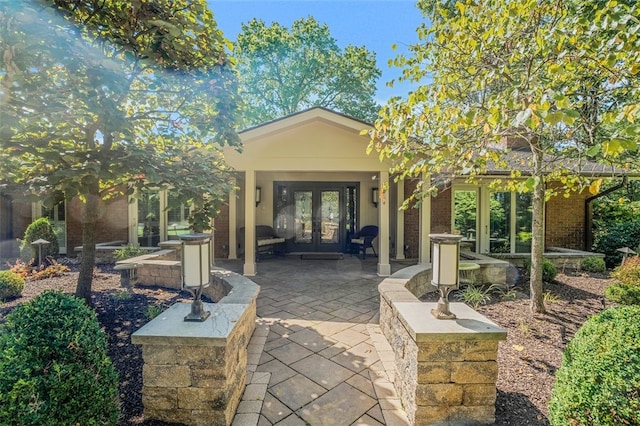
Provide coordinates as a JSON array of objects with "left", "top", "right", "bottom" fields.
[{"left": 217, "top": 256, "right": 412, "bottom": 426}]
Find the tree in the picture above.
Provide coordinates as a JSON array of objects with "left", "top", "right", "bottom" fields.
[
  {"left": 369, "top": 0, "right": 639, "bottom": 312},
  {"left": 233, "top": 17, "right": 381, "bottom": 126},
  {"left": 0, "top": 0, "right": 240, "bottom": 305}
]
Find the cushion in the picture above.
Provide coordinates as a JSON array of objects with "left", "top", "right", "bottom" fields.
[
  {"left": 257, "top": 237, "right": 285, "bottom": 247},
  {"left": 351, "top": 238, "right": 365, "bottom": 244}
]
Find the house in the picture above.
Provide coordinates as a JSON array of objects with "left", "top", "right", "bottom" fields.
[{"left": 0, "top": 107, "right": 626, "bottom": 274}]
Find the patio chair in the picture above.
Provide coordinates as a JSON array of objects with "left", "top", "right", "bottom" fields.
[{"left": 350, "top": 225, "right": 378, "bottom": 259}]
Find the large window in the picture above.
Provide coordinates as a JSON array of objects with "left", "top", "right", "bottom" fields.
[
  {"left": 454, "top": 189, "right": 478, "bottom": 252},
  {"left": 489, "top": 192, "right": 533, "bottom": 253},
  {"left": 453, "top": 186, "right": 534, "bottom": 254},
  {"left": 131, "top": 189, "right": 192, "bottom": 246}
]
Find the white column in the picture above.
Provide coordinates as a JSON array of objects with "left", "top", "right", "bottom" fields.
[
  {"left": 395, "top": 179, "right": 405, "bottom": 260},
  {"left": 243, "top": 170, "right": 257, "bottom": 276},
  {"left": 419, "top": 174, "right": 431, "bottom": 265},
  {"left": 378, "top": 171, "right": 391, "bottom": 276},
  {"left": 228, "top": 186, "right": 237, "bottom": 260}
]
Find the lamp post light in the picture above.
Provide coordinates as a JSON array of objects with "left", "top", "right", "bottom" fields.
[
  {"left": 32, "top": 238, "right": 51, "bottom": 268},
  {"left": 430, "top": 233, "right": 463, "bottom": 320},
  {"left": 180, "top": 233, "right": 212, "bottom": 322}
]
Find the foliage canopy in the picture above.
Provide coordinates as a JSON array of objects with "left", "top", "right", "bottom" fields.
[
  {"left": 234, "top": 17, "right": 381, "bottom": 126},
  {"left": 368, "top": 0, "right": 639, "bottom": 312},
  {"left": 0, "top": 0, "right": 240, "bottom": 303}
]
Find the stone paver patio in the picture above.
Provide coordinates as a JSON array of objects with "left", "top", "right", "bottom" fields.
[{"left": 217, "top": 256, "right": 411, "bottom": 426}]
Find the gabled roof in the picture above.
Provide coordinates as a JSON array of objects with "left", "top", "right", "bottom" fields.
[{"left": 239, "top": 107, "right": 372, "bottom": 142}]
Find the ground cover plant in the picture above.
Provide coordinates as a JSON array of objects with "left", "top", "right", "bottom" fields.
[{"left": 0, "top": 260, "right": 613, "bottom": 425}]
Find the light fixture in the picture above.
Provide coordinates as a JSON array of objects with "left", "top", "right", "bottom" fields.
[
  {"left": 179, "top": 233, "right": 212, "bottom": 322},
  {"left": 430, "top": 233, "right": 462, "bottom": 320},
  {"left": 256, "top": 186, "right": 262, "bottom": 207},
  {"left": 31, "top": 238, "right": 51, "bottom": 268},
  {"left": 372, "top": 187, "right": 378, "bottom": 207}
]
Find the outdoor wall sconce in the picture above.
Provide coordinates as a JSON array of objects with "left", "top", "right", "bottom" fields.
[
  {"left": 256, "top": 186, "right": 262, "bottom": 207},
  {"left": 372, "top": 187, "right": 378, "bottom": 207},
  {"left": 180, "top": 233, "right": 212, "bottom": 322},
  {"left": 430, "top": 233, "right": 462, "bottom": 320}
]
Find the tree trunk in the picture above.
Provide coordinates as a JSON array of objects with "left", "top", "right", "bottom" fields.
[
  {"left": 529, "top": 144, "right": 546, "bottom": 314},
  {"left": 75, "top": 181, "right": 99, "bottom": 306}
]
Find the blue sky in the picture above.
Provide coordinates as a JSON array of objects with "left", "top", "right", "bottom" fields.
[{"left": 207, "top": 0, "right": 425, "bottom": 103}]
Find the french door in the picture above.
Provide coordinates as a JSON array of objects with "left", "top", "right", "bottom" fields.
[{"left": 275, "top": 182, "right": 358, "bottom": 253}]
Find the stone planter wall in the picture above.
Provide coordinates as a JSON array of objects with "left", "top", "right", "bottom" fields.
[
  {"left": 379, "top": 265, "right": 506, "bottom": 425},
  {"left": 132, "top": 270, "right": 259, "bottom": 426}
]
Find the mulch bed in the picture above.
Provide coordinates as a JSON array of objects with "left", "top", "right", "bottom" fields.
[{"left": 0, "top": 263, "right": 612, "bottom": 425}]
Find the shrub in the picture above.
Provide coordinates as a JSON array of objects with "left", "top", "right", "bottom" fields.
[
  {"left": 113, "top": 244, "right": 150, "bottom": 261},
  {"left": 549, "top": 306, "right": 640, "bottom": 426},
  {"left": 0, "top": 270, "right": 25, "bottom": 301},
  {"left": 0, "top": 292, "right": 120, "bottom": 425},
  {"left": 524, "top": 258, "right": 557, "bottom": 282},
  {"left": 580, "top": 256, "right": 606, "bottom": 273},
  {"left": 592, "top": 220, "right": 640, "bottom": 267},
  {"left": 19, "top": 217, "right": 59, "bottom": 262},
  {"left": 611, "top": 255, "right": 640, "bottom": 286},
  {"left": 605, "top": 283, "right": 640, "bottom": 305},
  {"left": 606, "top": 256, "right": 640, "bottom": 305},
  {"left": 456, "top": 284, "right": 500, "bottom": 309}
]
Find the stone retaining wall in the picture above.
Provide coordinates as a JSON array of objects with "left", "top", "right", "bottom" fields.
[
  {"left": 379, "top": 265, "right": 506, "bottom": 425},
  {"left": 132, "top": 270, "right": 259, "bottom": 426}
]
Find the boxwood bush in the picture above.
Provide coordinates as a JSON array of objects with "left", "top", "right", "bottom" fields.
[
  {"left": 549, "top": 306, "right": 640, "bottom": 425},
  {"left": 579, "top": 256, "right": 606, "bottom": 273},
  {"left": 524, "top": 258, "right": 558, "bottom": 282},
  {"left": 0, "top": 291, "right": 119, "bottom": 425},
  {"left": 0, "top": 270, "right": 25, "bottom": 301},
  {"left": 19, "top": 217, "right": 59, "bottom": 262}
]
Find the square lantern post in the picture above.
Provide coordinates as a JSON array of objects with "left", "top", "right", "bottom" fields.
[
  {"left": 180, "top": 233, "right": 212, "bottom": 322},
  {"left": 430, "top": 233, "right": 463, "bottom": 320}
]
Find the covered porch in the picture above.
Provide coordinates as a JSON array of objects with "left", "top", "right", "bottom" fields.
[{"left": 222, "top": 108, "right": 433, "bottom": 276}]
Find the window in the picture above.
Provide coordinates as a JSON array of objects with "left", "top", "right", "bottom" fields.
[
  {"left": 453, "top": 188, "right": 478, "bottom": 252},
  {"left": 487, "top": 191, "right": 533, "bottom": 253},
  {"left": 131, "top": 189, "right": 192, "bottom": 246},
  {"left": 453, "top": 185, "right": 534, "bottom": 254}
]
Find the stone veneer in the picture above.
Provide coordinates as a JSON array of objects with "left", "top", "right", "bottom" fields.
[
  {"left": 379, "top": 266, "right": 506, "bottom": 425},
  {"left": 131, "top": 269, "right": 259, "bottom": 426}
]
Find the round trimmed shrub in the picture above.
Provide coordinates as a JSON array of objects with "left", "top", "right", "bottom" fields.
[
  {"left": 19, "top": 217, "right": 59, "bottom": 261},
  {"left": 0, "top": 270, "right": 25, "bottom": 301},
  {"left": 0, "top": 291, "right": 119, "bottom": 425},
  {"left": 549, "top": 306, "right": 640, "bottom": 425},
  {"left": 525, "top": 258, "right": 557, "bottom": 282},
  {"left": 580, "top": 256, "right": 606, "bottom": 273}
]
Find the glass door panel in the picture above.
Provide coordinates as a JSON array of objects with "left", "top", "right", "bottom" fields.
[
  {"left": 294, "top": 190, "right": 313, "bottom": 245},
  {"left": 138, "top": 190, "right": 161, "bottom": 247},
  {"left": 516, "top": 193, "right": 533, "bottom": 253},
  {"left": 490, "top": 192, "right": 511, "bottom": 253},
  {"left": 320, "top": 190, "right": 340, "bottom": 244},
  {"left": 42, "top": 199, "right": 66, "bottom": 254},
  {"left": 282, "top": 183, "right": 351, "bottom": 253},
  {"left": 454, "top": 189, "right": 478, "bottom": 252}
]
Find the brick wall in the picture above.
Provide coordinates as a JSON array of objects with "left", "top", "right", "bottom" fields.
[
  {"left": 431, "top": 187, "right": 452, "bottom": 234},
  {"left": 402, "top": 181, "right": 453, "bottom": 259},
  {"left": 545, "top": 187, "right": 588, "bottom": 250},
  {"left": 67, "top": 195, "right": 129, "bottom": 253}
]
